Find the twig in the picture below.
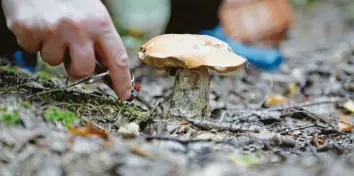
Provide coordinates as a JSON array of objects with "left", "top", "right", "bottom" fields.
[
  {"left": 291, "top": 106, "right": 354, "bottom": 132},
  {"left": 291, "top": 106, "right": 337, "bottom": 130},
  {"left": 26, "top": 77, "right": 96, "bottom": 100},
  {"left": 187, "top": 118, "right": 261, "bottom": 133},
  {"left": 26, "top": 87, "right": 64, "bottom": 99},
  {"left": 139, "top": 134, "right": 214, "bottom": 145},
  {"left": 279, "top": 124, "right": 319, "bottom": 134},
  {"left": 225, "top": 97, "right": 345, "bottom": 122}
]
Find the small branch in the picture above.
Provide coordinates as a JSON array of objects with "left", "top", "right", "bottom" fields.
[
  {"left": 291, "top": 106, "right": 337, "bottom": 130},
  {"left": 223, "top": 97, "right": 345, "bottom": 122},
  {"left": 187, "top": 118, "right": 261, "bottom": 133},
  {"left": 26, "top": 87, "right": 66, "bottom": 99},
  {"left": 291, "top": 106, "right": 354, "bottom": 131},
  {"left": 279, "top": 124, "right": 319, "bottom": 134},
  {"left": 139, "top": 134, "right": 214, "bottom": 145}
]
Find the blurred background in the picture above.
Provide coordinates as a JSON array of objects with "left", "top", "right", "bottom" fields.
[
  {"left": 104, "top": 0, "right": 354, "bottom": 71},
  {"left": 105, "top": 0, "right": 291, "bottom": 70},
  {"left": 2, "top": 0, "right": 354, "bottom": 73}
]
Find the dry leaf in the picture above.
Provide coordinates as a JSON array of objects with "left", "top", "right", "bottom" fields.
[
  {"left": 288, "top": 83, "right": 296, "bottom": 97},
  {"left": 312, "top": 133, "right": 327, "bottom": 148},
  {"left": 338, "top": 115, "right": 354, "bottom": 132},
  {"left": 68, "top": 121, "right": 110, "bottom": 141},
  {"left": 289, "top": 130, "right": 302, "bottom": 136},
  {"left": 343, "top": 100, "right": 354, "bottom": 114},
  {"left": 265, "top": 95, "right": 288, "bottom": 105},
  {"left": 228, "top": 154, "right": 260, "bottom": 166},
  {"left": 129, "top": 146, "right": 158, "bottom": 160},
  {"left": 180, "top": 120, "right": 190, "bottom": 125}
]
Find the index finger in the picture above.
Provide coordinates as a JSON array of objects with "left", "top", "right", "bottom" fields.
[{"left": 96, "top": 27, "right": 132, "bottom": 100}]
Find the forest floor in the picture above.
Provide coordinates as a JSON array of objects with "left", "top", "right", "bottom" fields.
[{"left": 0, "top": 1, "right": 354, "bottom": 176}]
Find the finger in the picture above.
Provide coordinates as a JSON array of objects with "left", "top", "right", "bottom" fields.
[
  {"left": 10, "top": 20, "right": 43, "bottom": 53},
  {"left": 16, "top": 37, "right": 40, "bottom": 54},
  {"left": 40, "top": 34, "right": 66, "bottom": 66},
  {"left": 97, "top": 30, "right": 132, "bottom": 100},
  {"left": 64, "top": 41, "right": 96, "bottom": 79}
]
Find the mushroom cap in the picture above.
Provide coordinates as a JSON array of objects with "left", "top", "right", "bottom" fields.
[
  {"left": 218, "top": 0, "right": 293, "bottom": 46},
  {"left": 137, "top": 34, "right": 247, "bottom": 73}
]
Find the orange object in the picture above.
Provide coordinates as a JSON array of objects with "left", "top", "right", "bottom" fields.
[
  {"left": 265, "top": 95, "right": 288, "bottom": 105},
  {"left": 138, "top": 34, "right": 247, "bottom": 73},
  {"left": 127, "top": 83, "right": 141, "bottom": 101},
  {"left": 338, "top": 115, "right": 354, "bottom": 132},
  {"left": 218, "top": 0, "right": 293, "bottom": 47},
  {"left": 69, "top": 121, "right": 110, "bottom": 141}
]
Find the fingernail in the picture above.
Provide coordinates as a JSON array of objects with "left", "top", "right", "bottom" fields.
[{"left": 122, "top": 89, "right": 132, "bottom": 100}]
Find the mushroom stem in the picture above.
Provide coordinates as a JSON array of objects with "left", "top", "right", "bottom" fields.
[{"left": 162, "top": 67, "right": 210, "bottom": 119}]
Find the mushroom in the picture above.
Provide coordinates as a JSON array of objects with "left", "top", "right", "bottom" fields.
[
  {"left": 218, "top": 0, "right": 293, "bottom": 47},
  {"left": 138, "top": 34, "right": 247, "bottom": 119}
]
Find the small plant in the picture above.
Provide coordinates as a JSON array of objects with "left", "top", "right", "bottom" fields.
[
  {"left": 44, "top": 106, "right": 79, "bottom": 128},
  {"left": 0, "top": 110, "right": 20, "bottom": 125},
  {"left": 38, "top": 72, "right": 51, "bottom": 82},
  {"left": 22, "top": 101, "right": 32, "bottom": 109},
  {"left": 0, "top": 106, "right": 7, "bottom": 112},
  {"left": 0, "top": 65, "right": 17, "bottom": 73},
  {"left": 228, "top": 154, "right": 260, "bottom": 166}
]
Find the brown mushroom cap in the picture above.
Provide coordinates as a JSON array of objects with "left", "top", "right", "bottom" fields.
[
  {"left": 218, "top": 0, "right": 293, "bottom": 46},
  {"left": 137, "top": 34, "right": 247, "bottom": 73}
]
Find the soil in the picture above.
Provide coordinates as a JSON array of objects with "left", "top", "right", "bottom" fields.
[{"left": 0, "top": 1, "right": 354, "bottom": 176}]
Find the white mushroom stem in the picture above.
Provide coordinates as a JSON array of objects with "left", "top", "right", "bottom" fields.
[{"left": 162, "top": 67, "right": 210, "bottom": 119}]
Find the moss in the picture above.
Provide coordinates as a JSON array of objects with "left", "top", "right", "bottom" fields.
[
  {"left": 0, "top": 106, "right": 8, "bottom": 112},
  {"left": 39, "top": 88, "right": 117, "bottom": 105},
  {"left": 1, "top": 67, "right": 151, "bottom": 124},
  {"left": 228, "top": 154, "right": 260, "bottom": 166},
  {"left": 44, "top": 106, "right": 79, "bottom": 128},
  {"left": 22, "top": 101, "right": 32, "bottom": 109},
  {"left": 0, "top": 110, "right": 20, "bottom": 125},
  {"left": 117, "top": 101, "right": 151, "bottom": 120},
  {"left": 38, "top": 72, "right": 51, "bottom": 82},
  {"left": 36, "top": 63, "right": 56, "bottom": 83},
  {"left": 0, "top": 65, "right": 18, "bottom": 73}
]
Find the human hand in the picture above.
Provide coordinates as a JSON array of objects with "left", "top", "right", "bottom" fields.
[{"left": 1, "top": 0, "right": 132, "bottom": 100}]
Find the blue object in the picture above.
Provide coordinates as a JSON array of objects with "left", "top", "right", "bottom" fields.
[
  {"left": 200, "top": 25, "right": 283, "bottom": 71},
  {"left": 12, "top": 50, "right": 36, "bottom": 72}
]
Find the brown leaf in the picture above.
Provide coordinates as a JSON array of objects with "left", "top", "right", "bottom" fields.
[
  {"left": 180, "top": 120, "right": 190, "bottom": 125},
  {"left": 129, "top": 146, "right": 158, "bottom": 160},
  {"left": 338, "top": 115, "right": 354, "bottom": 132},
  {"left": 265, "top": 95, "right": 288, "bottom": 105},
  {"left": 68, "top": 121, "right": 110, "bottom": 141},
  {"left": 312, "top": 133, "right": 326, "bottom": 148}
]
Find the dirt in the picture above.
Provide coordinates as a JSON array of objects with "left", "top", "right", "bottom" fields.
[{"left": 0, "top": 1, "right": 354, "bottom": 176}]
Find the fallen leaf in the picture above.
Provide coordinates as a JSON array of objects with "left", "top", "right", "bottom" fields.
[
  {"left": 289, "top": 130, "right": 302, "bottom": 136},
  {"left": 129, "top": 145, "right": 158, "bottom": 160},
  {"left": 338, "top": 115, "right": 354, "bottom": 132},
  {"left": 265, "top": 95, "right": 288, "bottom": 105},
  {"left": 180, "top": 120, "right": 189, "bottom": 125},
  {"left": 195, "top": 132, "right": 216, "bottom": 140},
  {"left": 288, "top": 82, "right": 297, "bottom": 97},
  {"left": 228, "top": 154, "right": 260, "bottom": 166},
  {"left": 68, "top": 121, "right": 110, "bottom": 141},
  {"left": 343, "top": 100, "right": 354, "bottom": 114}
]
